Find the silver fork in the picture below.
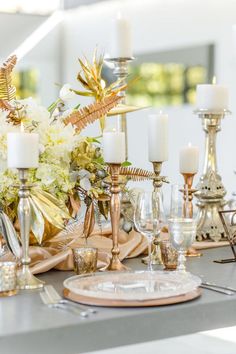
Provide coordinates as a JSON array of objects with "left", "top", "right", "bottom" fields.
[
  {"left": 40, "top": 291, "right": 88, "bottom": 318},
  {"left": 45, "top": 285, "right": 97, "bottom": 314}
]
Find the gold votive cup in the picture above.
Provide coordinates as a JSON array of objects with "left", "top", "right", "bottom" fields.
[
  {"left": 160, "top": 240, "right": 178, "bottom": 270},
  {"left": 0, "top": 262, "right": 18, "bottom": 297},
  {"left": 72, "top": 247, "right": 98, "bottom": 275}
]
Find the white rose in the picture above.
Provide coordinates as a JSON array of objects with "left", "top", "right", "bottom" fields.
[{"left": 59, "top": 84, "right": 76, "bottom": 102}]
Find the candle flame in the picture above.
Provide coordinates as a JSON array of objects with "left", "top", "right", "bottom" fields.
[
  {"left": 20, "top": 121, "right": 24, "bottom": 133},
  {"left": 212, "top": 76, "right": 217, "bottom": 85},
  {"left": 188, "top": 142, "right": 192, "bottom": 147},
  {"left": 159, "top": 110, "right": 163, "bottom": 114}
]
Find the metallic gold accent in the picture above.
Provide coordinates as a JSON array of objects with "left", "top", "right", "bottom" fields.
[
  {"left": 72, "top": 247, "right": 98, "bottom": 275},
  {"left": 17, "top": 169, "right": 44, "bottom": 290},
  {"left": 194, "top": 109, "right": 231, "bottom": 242},
  {"left": 142, "top": 161, "right": 168, "bottom": 266},
  {"left": 108, "top": 164, "right": 129, "bottom": 271},
  {"left": 181, "top": 173, "right": 197, "bottom": 219},
  {"left": 181, "top": 173, "right": 202, "bottom": 257},
  {"left": 160, "top": 240, "right": 178, "bottom": 270}
]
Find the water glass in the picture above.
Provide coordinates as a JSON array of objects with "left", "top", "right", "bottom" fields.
[
  {"left": 134, "top": 191, "right": 163, "bottom": 272},
  {"left": 168, "top": 218, "right": 197, "bottom": 272}
]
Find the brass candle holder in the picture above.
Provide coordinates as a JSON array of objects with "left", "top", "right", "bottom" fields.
[
  {"left": 108, "top": 164, "right": 129, "bottom": 271},
  {"left": 181, "top": 173, "right": 202, "bottom": 257},
  {"left": 17, "top": 169, "right": 44, "bottom": 290},
  {"left": 181, "top": 173, "right": 197, "bottom": 219},
  {"left": 194, "top": 109, "right": 230, "bottom": 241},
  {"left": 142, "top": 161, "right": 168, "bottom": 266}
]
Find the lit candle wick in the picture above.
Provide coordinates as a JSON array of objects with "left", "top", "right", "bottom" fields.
[
  {"left": 212, "top": 76, "right": 217, "bottom": 85},
  {"left": 20, "top": 121, "right": 24, "bottom": 133},
  {"left": 188, "top": 142, "right": 192, "bottom": 147}
]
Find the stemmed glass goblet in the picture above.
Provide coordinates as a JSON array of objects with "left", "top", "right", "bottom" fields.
[
  {"left": 134, "top": 191, "right": 164, "bottom": 272},
  {"left": 168, "top": 184, "right": 197, "bottom": 273}
]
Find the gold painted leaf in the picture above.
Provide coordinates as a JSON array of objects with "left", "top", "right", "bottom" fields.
[
  {"left": 30, "top": 189, "right": 70, "bottom": 230},
  {"left": 0, "top": 99, "right": 13, "bottom": 111},
  {"left": 64, "top": 95, "right": 121, "bottom": 131},
  {"left": 83, "top": 202, "right": 95, "bottom": 239},
  {"left": 107, "top": 104, "right": 147, "bottom": 116},
  {"left": 98, "top": 200, "right": 109, "bottom": 220},
  {"left": 119, "top": 167, "right": 155, "bottom": 182},
  {"left": 0, "top": 55, "right": 17, "bottom": 101},
  {"left": 29, "top": 198, "right": 45, "bottom": 245}
]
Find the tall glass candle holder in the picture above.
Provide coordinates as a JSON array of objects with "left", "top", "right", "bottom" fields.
[
  {"left": 105, "top": 56, "right": 134, "bottom": 159},
  {"left": 194, "top": 109, "right": 231, "bottom": 241}
]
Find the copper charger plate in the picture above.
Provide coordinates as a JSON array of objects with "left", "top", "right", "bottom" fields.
[{"left": 63, "top": 287, "right": 201, "bottom": 307}]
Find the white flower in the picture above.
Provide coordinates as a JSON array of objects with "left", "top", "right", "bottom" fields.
[
  {"left": 78, "top": 169, "right": 92, "bottom": 191},
  {"left": 59, "top": 84, "right": 76, "bottom": 102},
  {"left": 19, "top": 97, "right": 50, "bottom": 125}
]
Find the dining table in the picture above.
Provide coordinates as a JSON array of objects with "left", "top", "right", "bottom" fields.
[{"left": 1, "top": 246, "right": 236, "bottom": 354}]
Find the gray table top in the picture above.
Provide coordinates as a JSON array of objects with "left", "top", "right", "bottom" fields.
[{"left": 1, "top": 246, "right": 236, "bottom": 354}]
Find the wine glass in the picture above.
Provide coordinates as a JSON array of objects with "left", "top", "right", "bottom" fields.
[
  {"left": 134, "top": 191, "right": 163, "bottom": 272},
  {"left": 168, "top": 184, "right": 197, "bottom": 273}
]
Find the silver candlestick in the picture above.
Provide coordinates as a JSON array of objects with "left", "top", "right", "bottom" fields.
[
  {"left": 17, "top": 169, "right": 44, "bottom": 289},
  {"left": 194, "top": 109, "right": 231, "bottom": 242},
  {"left": 105, "top": 57, "right": 135, "bottom": 160}
]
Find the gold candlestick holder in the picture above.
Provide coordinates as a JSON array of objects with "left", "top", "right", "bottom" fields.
[
  {"left": 181, "top": 173, "right": 197, "bottom": 219},
  {"left": 194, "top": 109, "right": 231, "bottom": 241},
  {"left": 142, "top": 161, "right": 168, "bottom": 266},
  {"left": 181, "top": 173, "right": 202, "bottom": 257},
  {"left": 17, "top": 169, "right": 44, "bottom": 290},
  {"left": 108, "top": 164, "right": 129, "bottom": 271}
]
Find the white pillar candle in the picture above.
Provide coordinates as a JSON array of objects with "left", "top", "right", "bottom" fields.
[
  {"left": 179, "top": 143, "right": 199, "bottom": 174},
  {"left": 196, "top": 77, "right": 229, "bottom": 111},
  {"left": 148, "top": 112, "right": 168, "bottom": 162},
  {"left": 108, "top": 13, "right": 132, "bottom": 58},
  {"left": 103, "top": 130, "right": 126, "bottom": 163},
  {"left": 7, "top": 125, "right": 39, "bottom": 168}
]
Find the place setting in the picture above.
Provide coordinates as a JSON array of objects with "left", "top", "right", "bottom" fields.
[{"left": 1, "top": 8, "right": 236, "bottom": 354}]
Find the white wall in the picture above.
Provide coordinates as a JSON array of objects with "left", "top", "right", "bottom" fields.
[
  {"left": 0, "top": 12, "right": 61, "bottom": 105},
  {"left": 61, "top": 1, "right": 236, "bottom": 203}
]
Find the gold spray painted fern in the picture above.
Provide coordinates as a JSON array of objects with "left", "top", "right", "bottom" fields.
[
  {"left": 119, "top": 167, "right": 155, "bottom": 182},
  {"left": 0, "top": 55, "right": 17, "bottom": 101},
  {"left": 64, "top": 95, "right": 121, "bottom": 131}
]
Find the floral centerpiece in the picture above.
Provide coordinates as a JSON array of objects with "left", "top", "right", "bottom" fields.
[
  {"left": 0, "top": 53, "right": 123, "bottom": 245},
  {"left": 0, "top": 53, "right": 154, "bottom": 253}
]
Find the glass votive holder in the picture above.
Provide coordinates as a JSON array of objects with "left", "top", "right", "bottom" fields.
[
  {"left": 0, "top": 261, "right": 18, "bottom": 297},
  {"left": 72, "top": 247, "right": 98, "bottom": 275},
  {"left": 160, "top": 240, "right": 178, "bottom": 270}
]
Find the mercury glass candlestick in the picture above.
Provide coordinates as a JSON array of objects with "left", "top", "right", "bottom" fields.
[
  {"left": 194, "top": 109, "right": 231, "bottom": 241},
  {"left": 17, "top": 169, "right": 44, "bottom": 289},
  {"left": 142, "top": 162, "right": 168, "bottom": 266},
  {"left": 108, "top": 164, "right": 129, "bottom": 271},
  {"left": 105, "top": 56, "right": 134, "bottom": 159}
]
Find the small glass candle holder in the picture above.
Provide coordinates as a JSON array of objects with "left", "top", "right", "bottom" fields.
[
  {"left": 72, "top": 247, "right": 98, "bottom": 275},
  {"left": 160, "top": 240, "right": 178, "bottom": 270},
  {"left": 0, "top": 262, "right": 18, "bottom": 297}
]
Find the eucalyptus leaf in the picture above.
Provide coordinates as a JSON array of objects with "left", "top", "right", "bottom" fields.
[{"left": 29, "top": 198, "right": 45, "bottom": 245}]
